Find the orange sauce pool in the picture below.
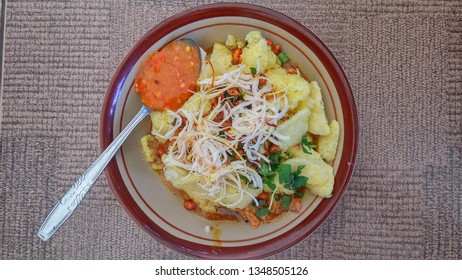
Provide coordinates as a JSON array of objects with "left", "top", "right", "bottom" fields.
[{"left": 135, "top": 40, "right": 201, "bottom": 111}]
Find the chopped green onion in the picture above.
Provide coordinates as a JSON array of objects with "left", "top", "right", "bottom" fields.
[
  {"left": 294, "top": 165, "right": 305, "bottom": 177},
  {"left": 255, "top": 207, "right": 270, "bottom": 217},
  {"left": 263, "top": 178, "right": 277, "bottom": 191},
  {"left": 282, "top": 195, "right": 291, "bottom": 210},
  {"left": 239, "top": 174, "right": 250, "bottom": 183},
  {"left": 278, "top": 52, "right": 290, "bottom": 63},
  {"left": 294, "top": 188, "right": 305, "bottom": 198},
  {"left": 269, "top": 151, "right": 282, "bottom": 163},
  {"left": 292, "top": 176, "right": 308, "bottom": 189},
  {"left": 258, "top": 163, "right": 273, "bottom": 177},
  {"left": 278, "top": 164, "right": 292, "bottom": 184},
  {"left": 301, "top": 135, "right": 314, "bottom": 154},
  {"left": 228, "top": 151, "right": 236, "bottom": 161}
]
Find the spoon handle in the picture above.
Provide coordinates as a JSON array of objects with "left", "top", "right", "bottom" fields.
[{"left": 37, "top": 105, "right": 151, "bottom": 241}]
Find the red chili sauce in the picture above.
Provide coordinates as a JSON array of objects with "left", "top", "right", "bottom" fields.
[{"left": 135, "top": 40, "right": 201, "bottom": 111}]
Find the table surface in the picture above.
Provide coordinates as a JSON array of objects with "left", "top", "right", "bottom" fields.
[{"left": 1, "top": 0, "right": 461, "bottom": 260}]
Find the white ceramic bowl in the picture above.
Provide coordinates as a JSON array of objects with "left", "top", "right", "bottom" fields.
[{"left": 100, "top": 3, "right": 358, "bottom": 259}]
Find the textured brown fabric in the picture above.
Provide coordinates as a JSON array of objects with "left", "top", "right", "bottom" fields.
[{"left": 0, "top": 0, "right": 461, "bottom": 259}]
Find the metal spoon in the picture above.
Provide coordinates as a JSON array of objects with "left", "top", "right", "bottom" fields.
[{"left": 37, "top": 38, "right": 201, "bottom": 241}]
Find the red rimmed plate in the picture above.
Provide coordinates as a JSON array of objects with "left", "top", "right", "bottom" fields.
[{"left": 100, "top": 3, "right": 358, "bottom": 259}]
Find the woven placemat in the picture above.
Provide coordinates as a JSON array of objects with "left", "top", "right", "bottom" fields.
[{"left": 0, "top": 0, "right": 461, "bottom": 259}]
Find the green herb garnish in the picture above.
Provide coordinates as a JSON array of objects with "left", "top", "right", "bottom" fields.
[
  {"left": 239, "top": 174, "right": 250, "bottom": 183},
  {"left": 294, "top": 189, "right": 305, "bottom": 198},
  {"left": 250, "top": 67, "right": 257, "bottom": 75},
  {"left": 292, "top": 176, "right": 308, "bottom": 189},
  {"left": 258, "top": 152, "right": 307, "bottom": 205},
  {"left": 268, "top": 151, "right": 286, "bottom": 170},
  {"left": 278, "top": 52, "right": 290, "bottom": 63},
  {"left": 301, "top": 135, "right": 314, "bottom": 154},
  {"left": 278, "top": 164, "right": 292, "bottom": 184},
  {"left": 228, "top": 151, "right": 236, "bottom": 161},
  {"left": 263, "top": 178, "right": 277, "bottom": 191},
  {"left": 277, "top": 164, "right": 309, "bottom": 190},
  {"left": 269, "top": 151, "right": 282, "bottom": 163},
  {"left": 258, "top": 163, "right": 273, "bottom": 177},
  {"left": 254, "top": 207, "right": 270, "bottom": 217},
  {"left": 282, "top": 195, "right": 291, "bottom": 210},
  {"left": 294, "top": 165, "right": 305, "bottom": 177}
]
